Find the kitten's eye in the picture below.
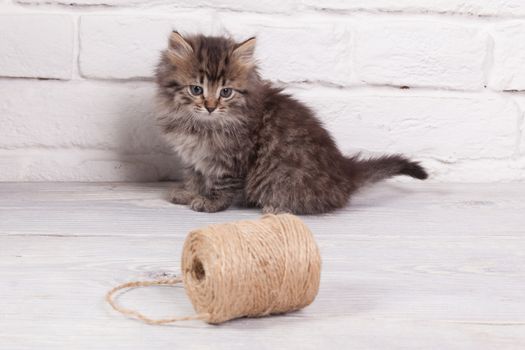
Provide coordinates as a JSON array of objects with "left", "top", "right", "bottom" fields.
[
  {"left": 220, "top": 88, "right": 233, "bottom": 98},
  {"left": 189, "top": 85, "right": 203, "bottom": 96}
]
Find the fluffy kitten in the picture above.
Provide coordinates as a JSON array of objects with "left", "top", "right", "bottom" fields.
[{"left": 155, "top": 32, "right": 427, "bottom": 214}]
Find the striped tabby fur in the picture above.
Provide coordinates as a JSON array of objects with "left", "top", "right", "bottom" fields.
[{"left": 155, "top": 32, "right": 427, "bottom": 214}]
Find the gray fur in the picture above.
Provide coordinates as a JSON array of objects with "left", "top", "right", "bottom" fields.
[{"left": 155, "top": 33, "right": 428, "bottom": 214}]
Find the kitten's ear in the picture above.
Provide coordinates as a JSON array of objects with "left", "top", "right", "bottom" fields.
[
  {"left": 233, "top": 37, "right": 256, "bottom": 65},
  {"left": 168, "top": 31, "right": 193, "bottom": 61}
]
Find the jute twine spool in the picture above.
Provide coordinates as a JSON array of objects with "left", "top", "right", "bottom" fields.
[{"left": 106, "top": 214, "right": 321, "bottom": 325}]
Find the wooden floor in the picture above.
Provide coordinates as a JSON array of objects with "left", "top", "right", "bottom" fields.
[{"left": 1, "top": 182, "right": 524, "bottom": 349}]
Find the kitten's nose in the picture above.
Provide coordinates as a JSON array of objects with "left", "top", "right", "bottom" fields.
[{"left": 205, "top": 105, "right": 217, "bottom": 114}]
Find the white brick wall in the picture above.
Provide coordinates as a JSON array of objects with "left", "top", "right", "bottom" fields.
[
  {"left": 353, "top": 20, "right": 488, "bottom": 90},
  {"left": 79, "top": 13, "right": 216, "bottom": 79},
  {"left": 0, "top": 14, "right": 74, "bottom": 79},
  {"left": 1, "top": 1, "right": 525, "bottom": 182}
]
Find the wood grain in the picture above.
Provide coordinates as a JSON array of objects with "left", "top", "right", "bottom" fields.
[{"left": 1, "top": 182, "right": 524, "bottom": 349}]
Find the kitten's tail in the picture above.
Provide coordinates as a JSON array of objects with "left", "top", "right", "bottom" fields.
[{"left": 345, "top": 154, "right": 428, "bottom": 186}]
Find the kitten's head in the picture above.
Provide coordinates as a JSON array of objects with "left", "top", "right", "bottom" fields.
[{"left": 156, "top": 32, "right": 260, "bottom": 123}]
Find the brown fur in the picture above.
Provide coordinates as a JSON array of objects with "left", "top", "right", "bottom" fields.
[{"left": 155, "top": 32, "right": 428, "bottom": 214}]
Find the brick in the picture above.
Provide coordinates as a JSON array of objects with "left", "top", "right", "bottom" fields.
[
  {"left": 511, "top": 95, "right": 525, "bottom": 156},
  {"left": 219, "top": 15, "right": 354, "bottom": 85},
  {"left": 432, "top": 158, "right": 525, "bottom": 182},
  {"left": 17, "top": 0, "right": 151, "bottom": 4},
  {"left": 354, "top": 20, "right": 487, "bottom": 90},
  {"left": 303, "top": 0, "right": 525, "bottom": 17},
  {"left": 0, "top": 79, "right": 169, "bottom": 154},
  {"left": 0, "top": 14, "right": 73, "bottom": 79},
  {"left": 79, "top": 14, "right": 215, "bottom": 79},
  {"left": 173, "top": 0, "right": 296, "bottom": 13},
  {"left": 490, "top": 22, "right": 525, "bottom": 91},
  {"left": 290, "top": 88, "right": 518, "bottom": 161},
  {"left": 16, "top": 0, "right": 295, "bottom": 12}
]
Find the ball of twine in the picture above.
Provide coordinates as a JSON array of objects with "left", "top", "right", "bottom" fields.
[{"left": 106, "top": 214, "right": 321, "bottom": 325}]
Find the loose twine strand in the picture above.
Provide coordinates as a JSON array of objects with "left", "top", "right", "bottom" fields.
[
  {"left": 105, "top": 214, "right": 321, "bottom": 325},
  {"left": 105, "top": 277, "right": 210, "bottom": 324}
]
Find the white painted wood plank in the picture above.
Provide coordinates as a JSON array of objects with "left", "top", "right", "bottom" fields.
[
  {"left": 1, "top": 234, "right": 524, "bottom": 349},
  {"left": 1, "top": 182, "right": 525, "bottom": 349},
  {"left": 2, "top": 182, "right": 524, "bottom": 209},
  {"left": 0, "top": 182, "right": 524, "bottom": 237}
]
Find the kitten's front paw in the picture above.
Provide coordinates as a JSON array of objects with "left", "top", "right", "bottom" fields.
[
  {"left": 169, "top": 187, "right": 194, "bottom": 205},
  {"left": 190, "top": 196, "right": 229, "bottom": 213}
]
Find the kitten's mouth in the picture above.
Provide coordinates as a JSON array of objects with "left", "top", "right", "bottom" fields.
[
  {"left": 197, "top": 111, "right": 214, "bottom": 116},
  {"left": 194, "top": 108, "right": 224, "bottom": 117},
  {"left": 193, "top": 110, "right": 218, "bottom": 119}
]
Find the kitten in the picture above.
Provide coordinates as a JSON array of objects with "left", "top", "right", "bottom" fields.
[{"left": 155, "top": 32, "right": 428, "bottom": 214}]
